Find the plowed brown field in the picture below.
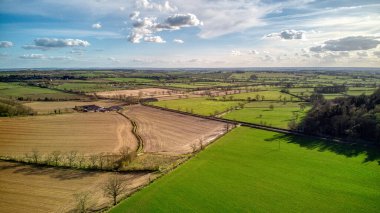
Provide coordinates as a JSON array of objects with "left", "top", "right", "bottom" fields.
[
  {"left": 122, "top": 105, "right": 226, "bottom": 154},
  {"left": 94, "top": 88, "right": 172, "bottom": 99},
  {"left": 0, "top": 161, "right": 151, "bottom": 213},
  {"left": 0, "top": 112, "right": 137, "bottom": 157}
]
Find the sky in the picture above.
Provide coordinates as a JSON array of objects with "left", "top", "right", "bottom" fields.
[{"left": 0, "top": 0, "right": 380, "bottom": 68}]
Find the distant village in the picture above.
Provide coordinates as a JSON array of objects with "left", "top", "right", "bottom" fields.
[{"left": 74, "top": 104, "right": 123, "bottom": 112}]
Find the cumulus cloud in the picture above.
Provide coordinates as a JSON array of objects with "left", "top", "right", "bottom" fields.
[
  {"left": 265, "top": 30, "right": 305, "bottom": 40},
  {"left": 23, "top": 38, "right": 90, "bottom": 50},
  {"left": 130, "top": 11, "right": 140, "bottom": 20},
  {"left": 0, "top": 41, "right": 13, "bottom": 48},
  {"left": 173, "top": 39, "right": 184, "bottom": 44},
  {"left": 20, "top": 54, "right": 45, "bottom": 59},
  {"left": 128, "top": 13, "right": 201, "bottom": 43},
  {"left": 356, "top": 51, "right": 368, "bottom": 57},
  {"left": 231, "top": 50, "right": 242, "bottom": 56},
  {"left": 144, "top": 36, "right": 166, "bottom": 43},
  {"left": 92, "top": 22, "right": 102, "bottom": 29},
  {"left": 248, "top": 50, "right": 259, "bottom": 55},
  {"left": 310, "top": 36, "right": 380, "bottom": 52},
  {"left": 136, "top": 0, "right": 177, "bottom": 12},
  {"left": 373, "top": 51, "right": 380, "bottom": 58},
  {"left": 160, "top": 13, "right": 202, "bottom": 29}
]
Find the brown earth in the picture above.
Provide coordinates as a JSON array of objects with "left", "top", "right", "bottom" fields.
[
  {"left": 122, "top": 105, "right": 226, "bottom": 154},
  {"left": 0, "top": 161, "right": 151, "bottom": 213},
  {"left": 0, "top": 112, "right": 137, "bottom": 157},
  {"left": 23, "top": 100, "right": 125, "bottom": 114}
]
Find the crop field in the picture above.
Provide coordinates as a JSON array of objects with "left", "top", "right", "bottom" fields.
[
  {"left": 161, "top": 82, "right": 235, "bottom": 89},
  {"left": 54, "top": 82, "right": 121, "bottom": 93},
  {"left": 0, "top": 112, "right": 137, "bottom": 156},
  {"left": 218, "top": 90, "right": 300, "bottom": 101},
  {"left": 122, "top": 105, "right": 226, "bottom": 154},
  {"left": 105, "top": 78, "right": 156, "bottom": 83},
  {"left": 0, "top": 82, "right": 82, "bottom": 100},
  {"left": 222, "top": 101, "right": 309, "bottom": 129},
  {"left": 94, "top": 88, "right": 173, "bottom": 99},
  {"left": 111, "top": 127, "right": 380, "bottom": 213},
  {"left": 346, "top": 87, "right": 377, "bottom": 96},
  {"left": 150, "top": 97, "right": 243, "bottom": 116},
  {"left": 0, "top": 161, "right": 151, "bottom": 213},
  {"left": 23, "top": 100, "right": 124, "bottom": 114}
]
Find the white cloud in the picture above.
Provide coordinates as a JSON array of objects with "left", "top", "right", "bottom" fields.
[
  {"left": 248, "top": 50, "right": 259, "bottom": 55},
  {"left": 136, "top": 0, "right": 177, "bottom": 12},
  {"left": 310, "top": 36, "right": 380, "bottom": 52},
  {"left": 0, "top": 41, "right": 13, "bottom": 48},
  {"left": 23, "top": 38, "right": 90, "bottom": 50},
  {"left": 173, "top": 39, "right": 184, "bottom": 44},
  {"left": 231, "top": 50, "right": 241, "bottom": 56},
  {"left": 144, "top": 36, "right": 166, "bottom": 43},
  {"left": 108, "top": 57, "right": 120, "bottom": 62},
  {"left": 92, "top": 22, "right": 102, "bottom": 29},
  {"left": 130, "top": 11, "right": 140, "bottom": 20},
  {"left": 49, "top": 56, "right": 72, "bottom": 60},
  {"left": 265, "top": 30, "right": 305, "bottom": 40},
  {"left": 373, "top": 51, "right": 380, "bottom": 58},
  {"left": 20, "top": 54, "right": 45, "bottom": 59},
  {"left": 357, "top": 51, "right": 368, "bottom": 57},
  {"left": 160, "top": 13, "right": 202, "bottom": 29}
]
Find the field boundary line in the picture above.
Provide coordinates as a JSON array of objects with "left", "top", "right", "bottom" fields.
[{"left": 117, "top": 110, "right": 144, "bottom": 153}]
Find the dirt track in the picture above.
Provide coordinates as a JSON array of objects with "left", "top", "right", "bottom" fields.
[
  {"left": 122, "top": 105, "right": 226, "bottom": 154},
  {"left": 0, "top": 161, "right": 151, "bottom": 213},
  {"left": 0, "top": 112, "right": 137, "bottom": 157}
]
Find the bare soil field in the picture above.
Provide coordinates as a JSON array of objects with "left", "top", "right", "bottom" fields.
[
  {"left": 122, "top": 105, "right": 226, "bottom": 154},
  {"left": 23, "top": 100, "right": 124, "bottom": 114},
  {"left": 0, "top": 112, "right": 137, "bottom": 157},
  {"left": 93, "top": 88, "right": 173, "bottom": 99},
  {"left": 0, "top": 161, "right": 151, "bottom": 213}
]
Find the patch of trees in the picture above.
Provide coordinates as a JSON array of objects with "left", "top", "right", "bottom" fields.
[
  {"left": 296, "top": 88, "right": 380, "bottom": 143},
  {"left": 314, "top": 85, "right": 348, "bottom": 94},
  {"left": 0, "top": 98, "right": 35, "bottom": 117}
]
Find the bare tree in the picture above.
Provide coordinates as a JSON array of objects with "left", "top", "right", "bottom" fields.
[
  {"left": 66, "top": 151, "right": 78, "bottom": 167},
  {"left": 89, "top": 154, "right": 98, "bottom": 169},
  {"left": 98, "top": 153, "right": 105, "bottom": 169},
  {"left": 190, "top": 143, "right": 197, "bottom": 153},
  {"left": 73, "top": 192, "right": 91, "bottom": 213},
  {"left": 77, "top": 153, "right": 85, "bottom": 168},
  {"left": 199, "top": 138, "right": 204, "bottom": 150},
  {"left": 102, "top": 175, "right": 126, "bottom": 206},
  {"left": 119, "top": 146, "right": 130, "bottom": 161},
  {"left": 51, "top": 151, "right": 62, "bottom": 166},
  {"left": 31, "top": 149, "right": 40, "bottom": 164}
]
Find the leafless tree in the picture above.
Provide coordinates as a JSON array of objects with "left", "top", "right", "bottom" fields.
[
  {"left": 119, "top": 146, "right": 130, "bottom": 161},
  {"left": 102, "top": 175, "right": 126, "bottom": 206},
  {"left": 31, "top": 149, "right": 40, "bottom": 164},
  {"left": 199, "top": 138, "right": 204, "bottom": 150},
  {"left": 190, "top": 143, "right": 197, "bottom": 153},
  {"left": 73, "top": 192, "right": 91, "bottom": 213},
  {"left": 77, "top": 153, "right": 85, "bottom": 168},
  {"left": 89, "top": 154, "right": 98, "bottom": 168},
  {"left": 51, "top": 151, "right": 62, "bottom": 166},
  {"left": 66, "top": 151, "right": 78, "bottom": 167},
  {"left": 98, "top": 153, "right": 106, "bottom": 169}
]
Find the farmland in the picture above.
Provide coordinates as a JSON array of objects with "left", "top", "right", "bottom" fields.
[
  {"left": 23, "top": 100, "right": 124, "bottom": 114},
  {"left": 0, "top": 69, "right": 379, "bottom": 212},
  {"left": 0, "top": 112, "right": 137, "bottom": 156},
  {"left": 222, "top": 101, "right": 309, "bottom": 129},
  {"left": 150, "top": 97, "right": 243, "bottom": 116},
  {"left": 111, "top": 127, "right": 380, "bottom": 213},
  {"left": 0, "top": 82, "right": 83, "bottom": 100},
  {"left": 123, "top": 105, "right": 226, "bottom": 154},
  {"left": 0, "top": 161, "right": 151, "bottom": 213}
]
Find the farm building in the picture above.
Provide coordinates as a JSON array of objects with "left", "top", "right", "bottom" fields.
[{"left": 74, "top": 105, "right": 123, "bottom": 112}]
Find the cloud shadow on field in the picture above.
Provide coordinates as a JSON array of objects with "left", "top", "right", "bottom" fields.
[
  {"left": 264, "top": 133, "right": 380, "bottom": 165},
  {"left": 12, "top": 165, "right": 98, "bottom": 180}
]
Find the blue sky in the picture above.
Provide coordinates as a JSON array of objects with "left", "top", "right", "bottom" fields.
[{"left": 0, "top": 0, "right": 379, "bottom": 68}]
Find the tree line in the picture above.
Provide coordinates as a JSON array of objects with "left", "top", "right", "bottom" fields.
[
  {"left": 0, "top": 98, "right": 35, "bottom": 117},
  {"left": 294, "top": 88, "right": 380, "bottom": 143}
]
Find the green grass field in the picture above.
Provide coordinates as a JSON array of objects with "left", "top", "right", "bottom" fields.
[
  {"left": 0, "top": 82, "right": 81, "bottom": 100},
  {"left": 105, "top": 78, "right": 156, "bottom": 83},
  {"left": 150, "top": 98, "right": 243, "bottom": 116},
  {"left": 54, "top": 82, "right": 119, "bottom": 93},
  {"left": 161, "top": 82, "right": 235, "bottom": 89},
  {"left": 111, "top": 127, "right": 380, "bottom": 213},
  {"left": 222, "top": 101, "right": 309, "bottom": 129},
  {"left": 218, "top": 90, "right": 299, "bottom": 101}
]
